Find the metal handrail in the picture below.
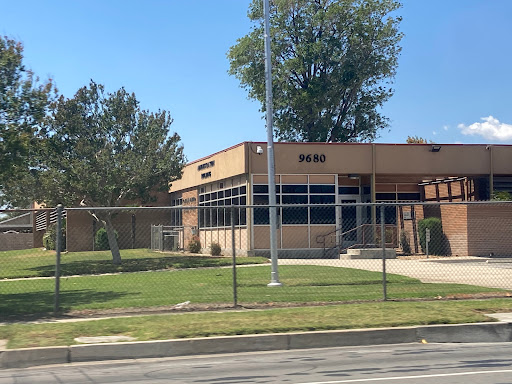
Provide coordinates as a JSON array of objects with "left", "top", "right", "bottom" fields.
[{"left": 317, "top": 224, "right": 398, "bottom": 257}]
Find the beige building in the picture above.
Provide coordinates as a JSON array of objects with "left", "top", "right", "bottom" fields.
[{"left": 169, "top": 142, "right": 512, "bottom": 257}]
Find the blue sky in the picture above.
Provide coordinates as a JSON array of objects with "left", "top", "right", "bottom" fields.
[{"left": 2, "top": 0, "right": 512, "bottom": 161}]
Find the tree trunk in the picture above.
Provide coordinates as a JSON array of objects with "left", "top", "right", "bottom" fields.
[{"left": 104, "top": 215, "right": 122, "bottom": 265}]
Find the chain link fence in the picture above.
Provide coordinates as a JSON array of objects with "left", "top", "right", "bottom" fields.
[{"left": 1, "top": 201, "right": 512, "bottom": 318}]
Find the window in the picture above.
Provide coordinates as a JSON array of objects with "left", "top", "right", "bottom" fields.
[
  {"left": 170, "top": 204, "right": 182, "bottom": 226},
  {"left": 253, "top": 185, "right": 268, "bottom": 194},
  {"left": 376, "top": 193, "right": 396, "bottom": 201},
  {"left": 282, "top": 195, "right": 308, "bottom": 204},
  {"left": 339, "top": 186, "right": 359, "bottom": 195},
  {"left": 282, "top": 184, "right": 308, "bottom": 194},
  {"left": 310, "top": 192, "right": 335, "bottom": 225},
  {"left": 254, "top": 207, "right": 269, "bottom": 225},
  {"left": 310, "top": 206, "right": 335, "bottom": 224},
  {"left": 253, "top": 178, "right": 336, "bottom": 226},
  {"left": 310, "top": 195, "right": 335, "bottom": 204},
  {"left": 199, "top": 180, "right": 247, "bottom": 228},
  {"left": 398, "top": 193, "right": 420, "bottom": 201},
  {"left": 310, "top": 185, "right": 335, "bottom": 194}
]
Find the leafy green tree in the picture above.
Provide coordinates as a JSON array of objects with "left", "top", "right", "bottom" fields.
[
  {"left": 0, "top": 36, "right": 55, "bottom": 201},
  {"left": 228, "top": 0, "right": 403, "bottom": 142},
  {"left": 34, "top": 81, "right": 185, "bottom": 264}
]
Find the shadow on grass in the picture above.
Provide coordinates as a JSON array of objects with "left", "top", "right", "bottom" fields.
[
  {"left": 0, "top": 289, "right": 131, "bottom": 320},
  {"left": 27, "top": 256, "right": 248, "bottom": 277}
]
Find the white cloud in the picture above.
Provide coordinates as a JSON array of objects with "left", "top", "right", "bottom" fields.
[
  {"left": 443, "top": 125, "right": 449, "bottom": 131},
  {"left": 458, "top": 116, "right": 512, "bottom": 141},
  {"left": 432, "top": 130, "right": 438, "bottom": 136}
]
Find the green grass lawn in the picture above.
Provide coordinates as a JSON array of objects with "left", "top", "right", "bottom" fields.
[
  {"left": 0, "top": 248, "right": 268, "bottom": 278},
  {"left": 1, "top": 299, "right": 512, "bottom": 349},
  {"left": 0, "top": 265, "right": 503, "bottom": 318}
]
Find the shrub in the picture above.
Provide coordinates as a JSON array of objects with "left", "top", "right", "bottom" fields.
[
  {"left": 95, "top": 227, "right": 118, "bottom": 250},
  {"left": 43, "top": 219, "right": 66, "bottom": 251},
  {"left": 492, "top": 191, "right": 512, "bottom": 201},
  {"left": 188, "top": 236, "right": 201, "bottom": 253},
  {"left": 400, "top": 230, "right": 411, "bottom": 255},
  {"left": 417, "top": 217, "right": 448, "bottom": 256},
  {"left": 210, "top": 242, "right": 222, "bottom": 256}
]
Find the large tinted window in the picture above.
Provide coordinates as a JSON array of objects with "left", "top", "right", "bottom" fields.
[
  {"left": 282, "top": 185, "right": 308, "bottom": 194},
  {"left": 254, "top": 207, "right": 269, "bottom": 225},
  {"left": 282, "top": 195, "right": 308, "bottom": 204},
  {"left": 282, "top": 206, "right": 308, "bottom": 224},
  {"left": 253, "top": 185, "right": 268, "bottom": 194},
  {"left": 310, "top": 195, "right": 335, "bottom": 204},
  {"left": 199, "top": 181, "right": 248, "bottom": 228},
  {"left": 339, "top": 186, "right": 359, "bottom": 195},
  {"left": 398, "top": 193, "right": 420, "bottom": 201},
  {"left": 310, "top": 206, "right": 336, "bottom": 224},
  {"left": 310, "top": 185, "right": 335, "bottom": 194}
]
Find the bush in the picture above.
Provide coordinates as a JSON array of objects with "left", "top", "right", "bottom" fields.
[
  {"left": 417, "top": 217, "right": 448, "bottom": 256},
  {"left": 95, "top": 227, "right": 118, "bottom": 251},
  {"left": 492, "top": 191, "right": 512, "bottom": 201},
  {"left": 400, "top": 230, "right": 411, "bottom": 255},
  {"left": 210, "top": 242, "right": 222, "bottom": 256},
  {"left": 43, "top": 219, "right": 66, "bottom": 251},
  {"left": 188, "top": 236, "right": 201, "bottom": 253}
]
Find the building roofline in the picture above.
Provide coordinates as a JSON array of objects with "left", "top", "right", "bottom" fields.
[
  {"left": 185, "top": 142, "right": 246, "bottom": 166},
  {"left": 0, "top": 212, "right": 32, "bottom": 226},
  {"left": 183, "top": 141, "right": 512, "bottom": 165},
  {"left": 249, "top": 142, "right": 512, "bottom": 147}
]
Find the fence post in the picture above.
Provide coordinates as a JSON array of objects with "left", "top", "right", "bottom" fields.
[
  {"left": 231, "top": 206, "right": 238, "bottom": 307},
  {"left": 380, "top": 204, "right": 387, "bottom": 301},
  {"left": 54, "top": 204, "right": 63, "bottom": 314}
]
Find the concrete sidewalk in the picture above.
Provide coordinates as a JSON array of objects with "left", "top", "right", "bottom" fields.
[
  {"left": 2, "top": 258, "right": 512, "bottom": 370},
  {"left": 1, "top": 315, "right": 512, "bottom": 369},
  {"left": 279, "top": 257, "right": 512, "bottom": 290}
]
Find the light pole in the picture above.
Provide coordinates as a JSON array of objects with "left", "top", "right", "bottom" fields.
[{"left": 263, "top": 0, "right": 282, "bottom": 287}]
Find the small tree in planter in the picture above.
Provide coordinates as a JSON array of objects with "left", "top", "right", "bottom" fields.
[{"left": 418, "top": 217, "right": 449, "bottom": 256}]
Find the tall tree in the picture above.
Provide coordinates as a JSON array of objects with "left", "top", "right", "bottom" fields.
[
  {"left": 34, "top": 81, "right": 185, "bottom": 264},
  {"left": 228, "top": 0, "right": 402, "bottom": 142},
  {"left": 0, "top": 36, "right": 55, "bottom": 201}
]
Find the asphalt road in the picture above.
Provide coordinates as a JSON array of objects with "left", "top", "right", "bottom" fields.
[{"left": 2, "top": 342, "right": 512, "bottom": 383}]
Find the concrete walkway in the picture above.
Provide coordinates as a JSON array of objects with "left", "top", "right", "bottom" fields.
[{"left": 279, "top": 257, "right": 512, "bottom": 290}]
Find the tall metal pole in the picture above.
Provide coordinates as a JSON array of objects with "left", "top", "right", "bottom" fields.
[
  {"left": 231, "top": 206, "right": 238, "bottom": 306},
  {"left": 380, "top": 204, "right": 387, "bottom": 301},
  {"left": 54, "top": 204, "right": 63, "bottom": 314},
  {"left": 264, "top": 0, "right": 282, "bottom": 287}
]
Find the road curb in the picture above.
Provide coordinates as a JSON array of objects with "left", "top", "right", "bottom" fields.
[{"left": 1, "top": 322, "right": 511, "bottom": 369}]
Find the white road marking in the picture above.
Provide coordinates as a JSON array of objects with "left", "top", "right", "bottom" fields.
[{"left": 299, "top": 368, "right": 512, "bottom": 383}]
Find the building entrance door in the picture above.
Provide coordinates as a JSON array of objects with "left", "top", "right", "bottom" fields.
[{"left": 338, "top": 195, "right": 361, "bottom": 250}]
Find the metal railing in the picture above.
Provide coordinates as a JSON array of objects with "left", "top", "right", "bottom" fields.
[{"left": 317, "top": 223, "right": 398, "bottom": 258}]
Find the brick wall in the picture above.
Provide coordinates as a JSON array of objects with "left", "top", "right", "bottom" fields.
[
  {"left": 182, "top": 189, "right": 199, "bottom": 250},
  {"left": 440, "top": 205, "right": 468, "bottom": 256},
  {"left": 0, "top": 233, "right": 33, "bottom": 251},
  {"left": 467, "top": 204, "right": 512, "bottom": 257}
]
